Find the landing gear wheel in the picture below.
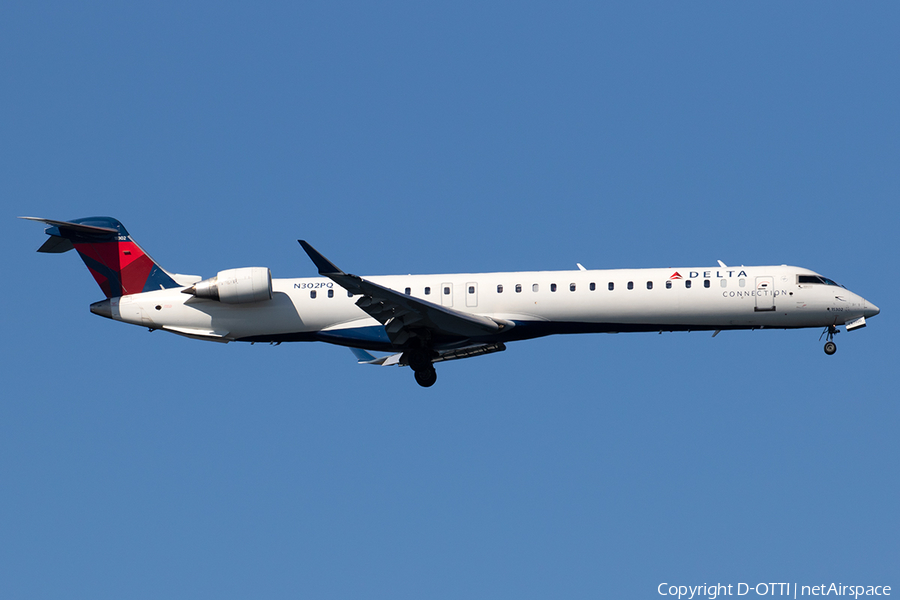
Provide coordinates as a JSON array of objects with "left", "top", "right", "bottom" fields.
[
  {"left": 404, "top": 349, "right": 433, "bottom": 372},
  {"left": 820, "top": 325, "right": 839, "bottom": 355},
  {"left": 414, "top": 368, "right": 437, "bottom": 388}
]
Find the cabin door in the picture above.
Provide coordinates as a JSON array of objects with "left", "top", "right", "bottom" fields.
[{"left": 754, "top": 276, "right": 775, "bottom": 312}]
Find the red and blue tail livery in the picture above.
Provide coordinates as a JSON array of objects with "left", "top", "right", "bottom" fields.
[{"left": 21, "top": 217, "right": 180, "bottom": 298}]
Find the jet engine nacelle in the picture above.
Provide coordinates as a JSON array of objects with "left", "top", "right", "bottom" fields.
[{"left": 184, "top": 267, "right": 273, "bottom": 304}]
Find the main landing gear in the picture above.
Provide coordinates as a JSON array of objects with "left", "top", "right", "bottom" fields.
[
  {"left": 820, "top": 325, "right": 839, "bottom": 355},
  {"left": 414, "top": 368, "right": 438, "bottom": 388},
  {"left": 404, "top": 348, "right": 438, "bottom": 388}
]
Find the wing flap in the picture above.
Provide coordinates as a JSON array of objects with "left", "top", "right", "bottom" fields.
[{"left": 351, "top": 342, "right": 506, "bottom": 367}]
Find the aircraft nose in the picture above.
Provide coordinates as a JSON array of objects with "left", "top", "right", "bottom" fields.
[{"left": 864, "top": 300, "right": 880, "bottom": 319}]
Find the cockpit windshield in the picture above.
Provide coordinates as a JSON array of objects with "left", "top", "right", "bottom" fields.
[{"left": 798, "top": 275, "right": 843, "bottom": 288}]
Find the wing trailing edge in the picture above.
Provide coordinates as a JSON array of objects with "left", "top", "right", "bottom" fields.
[
  {"left": 350, "top": 342, "right": 506, "bottom": 367},
  {"left": 299, "top": 240, "right": 514, "bottom": 344}
]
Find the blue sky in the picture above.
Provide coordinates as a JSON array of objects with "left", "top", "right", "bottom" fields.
[{"left": 2, "top": 2, "right": 898, "bottom": 598}]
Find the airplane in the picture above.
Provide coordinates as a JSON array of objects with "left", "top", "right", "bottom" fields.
[{"left": 23, "top": 216, "right": 880, "bottom": 387}]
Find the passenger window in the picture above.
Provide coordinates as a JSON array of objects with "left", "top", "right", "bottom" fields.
[
  {"left": 666, "top": 280, "right": 672, "bottom": 289},
  {"left": 646, "top": 281, "right": 653, "bottom": 290},
  {"left": 590, "top": 282, "right": 596, "bottom": 291},
  {"left": 497, "top": 284, "right": 503, "bottom": 293},
  {"left": 516, "top": 284, "right": 522, "bottom": 293},
  {"left": 405, "top": 287, "right": 411, "bottom": 295},
  {"left": 425, "top": 287, "right": 431, "bottom": 295},
  {"left": 608, "top": 282, "right": 614, "bottom": 291},
  {"left": 704, "top": 280, "right": 710, "bottom": 288},
  {"left": 739, "top": 279, "right": 745, "bottom": 288},
  {"left": 551, "top": 283, "right": 557, "bottom": 292},
  {"left": 468, "top": 286, "right": 475, "bottom": 294},
  {"left": 685, "top": 280, "right": 692, "bottom": 289},
  {"left": 720, "top": 279, "right": 727, "bottom": 288},
  {"left": 444, "top": 287, "right": 450, "bottom": 295},
  {"left": 570, "top": 283, "right": 576, "bottom": 292},
  {"left": 627, "top": 281, "right": 634, "bottom": 290},
  {"left": 347, "top": 290, "right": 353, "bottom": 297},
  {"left": 310, "top": 290, "right": 316, "bottom": 299},
  {"left": 328, "top": 289, "right": 334, "bottom": 298},
  {"left": 533, "top": 283, "right": 539, "bottom": 292}
]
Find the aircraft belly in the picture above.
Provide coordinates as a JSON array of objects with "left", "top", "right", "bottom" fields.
[
  {"left": 125, "top": 288, "right": 363, "bottom": 340},
  {"left": 519, "top": 290, "right": 834, "bottom": 331},
  {"left": 204, "top": 294, "right": 358, "bottom": 339}
]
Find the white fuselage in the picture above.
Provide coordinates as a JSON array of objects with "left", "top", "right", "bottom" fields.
[{"left": 96, "top": 264, "right": 878, "bottom": 350}]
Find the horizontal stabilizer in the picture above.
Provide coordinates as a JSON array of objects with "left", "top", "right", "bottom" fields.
[
  {"left": 23, "top": 215, "right": 182, "bottom": 297},
  {"left": 37, "top": 236, "right": 75, "bottom": 253},
  {"left": 20, "top": 216, "right": 119, "bottom": 236}
]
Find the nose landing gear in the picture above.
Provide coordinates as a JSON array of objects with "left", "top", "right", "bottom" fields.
[{"left": 820, "top": 325, "right": 839, "bottom": 355}]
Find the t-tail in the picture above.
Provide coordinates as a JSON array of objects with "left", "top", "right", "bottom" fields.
[{"left": 21, "top": 217, "right": 186, "bottom": 298}]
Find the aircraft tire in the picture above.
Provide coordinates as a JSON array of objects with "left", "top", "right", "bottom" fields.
[
  {"left": 415, "top": 368, "right": 437, "bottom": 388},
  {"left": 405, "top": 349, "right": 433, "bottom": 372},
  {"left": 824, "top": 341, "right": 837, "bottom": 355}
]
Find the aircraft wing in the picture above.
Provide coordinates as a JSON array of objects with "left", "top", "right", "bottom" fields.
[
  {"left": 350, "top": 342, "right": 506, "bottom": 366},
  {"left": 299, "top": 241, "right": 512, "bottom": 346}
]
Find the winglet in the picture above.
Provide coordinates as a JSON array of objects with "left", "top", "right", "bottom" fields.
[
  {"left": 298, "top": 240, "right": 345, "bottom": 275},
  {"left": 349, "top": 348, "right": 403, "bottom": 366},
  {"left": 350, "top": 347, "right": 378, "bottom": 363}
]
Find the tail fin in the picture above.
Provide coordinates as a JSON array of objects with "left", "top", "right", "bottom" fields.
[{"left": 22, "top": 216, "right": 183, "bottom": 298}]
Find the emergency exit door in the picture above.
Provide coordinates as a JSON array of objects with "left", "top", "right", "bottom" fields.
[
  {"left": 441, "top": 282, "right": 453, "bottom": 307},
  {"left": 466, "top": 282, "right": 478, "bottom": 307}
]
